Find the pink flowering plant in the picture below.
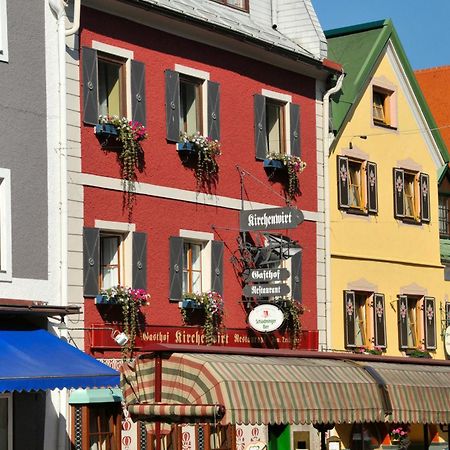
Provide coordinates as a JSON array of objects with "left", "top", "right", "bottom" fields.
[
  {"left": 100, "top": 285, "right": 150, "bottom": 357},
  {"left": 354, "top": 345, "right": 383, "bottom": 355},
  {"left": 181, "top": 291, "right": 224, "bottom": 345},
  {"left": 390, "top": 425, "right": 410, "bottom": 448}
]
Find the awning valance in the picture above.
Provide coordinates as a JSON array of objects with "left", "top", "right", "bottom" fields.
[{"left": 0, "top": 329, "right": 119, "bottom": 392}]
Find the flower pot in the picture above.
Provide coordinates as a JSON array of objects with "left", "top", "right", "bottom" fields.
[
  {"left": 94, "top": 124, "right": 122, "bottom": 150},
  {"left": 176, "top": 142, "right": 196, "bottom": 153},
  {"left": 95, "top": 294, "right": 119, "bottom": 305},
  {"left": 263, "top": 159, "right": 285, "bottom": 170},
  {"left": 181, "top": 299, "right": 204, "bottom": 310}
]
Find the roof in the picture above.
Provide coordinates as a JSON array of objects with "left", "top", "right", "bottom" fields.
[{"left": 326, "top": 19, "right": 449, "bottom": 161}]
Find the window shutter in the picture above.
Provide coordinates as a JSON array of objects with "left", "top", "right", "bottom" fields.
[
  {"left": 373, "top": 293, "right": 386, "bottom": 348},
  {"left": 366, "top": 161, "right": 378, "bottom": 214},
  {"left": 344, "top": 291, "right": 356, "bottom": 348},
  {"left": 254, "top": 94, "right": 267, "bottom": 160},
  {"left": 290, "top": 103, "right": 301, "bottom": 157},
  {"left": 337, "top": 156, "right": 350, "bottom": 208},
  {"left": 420, "top": 173, "right": 431, "bottom": 223},
  {"left": 169, "top": 236, "right": 183, "bottom": 301},
  {"left": 165, "top": 69, "right": 180, "bottom": 142},
  {"left": 423, "top": 296, "right": 436, "bottom": 350},
  {"left": 82, "top": 47, "right": 99, "bottom": 125},
  {"left": 291, "top": 250, "right": 302, "bottom": 302},
  {"left": 398, "top": 295, "right": 408, "bottom": 350},
  {"left": 446, "top": 301, "right": 450, "bottom": 327},
  {"left": 211, "top": 240, "right": 224, "bottom": 295},
  {"left": 132, "top": 232, "right": 147, "bottom": 290},
  {"left": 207, "top": 81, "right": 220, "bottom": 141},
  {"left": 393, "top": 168, "right": 405, "bottom": 218},
  {"left": 83, "top": 227, "right": 99, "bottom": 297},
  {"left": 131, "top": 60, "right": 146, "bottom": 126}
]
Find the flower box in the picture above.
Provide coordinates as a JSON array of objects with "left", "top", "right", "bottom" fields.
[
  {"left": 95, "top": 294, "right": 119, "bottom": 305},
  {"left": 94, "top": 124, "right": 121, "bottom": 150},
  {"left": 263, "top": 158, "right": 285, "bottom": 170},
  {"left": 176, "top": 142, "right": 196, "bottom": 153},
  {"left": 180, "top": 299, "right": 204, "bottom": 310}
]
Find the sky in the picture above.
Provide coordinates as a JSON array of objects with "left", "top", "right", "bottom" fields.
[{"left": 313, "top": 0, "right": 450, "bottom": 70}]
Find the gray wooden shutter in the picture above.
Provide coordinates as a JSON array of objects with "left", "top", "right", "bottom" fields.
[
  {"left": 132, "top": 232, "right": 147, "bottom": 290},
  {"left": 420, "top": 173, "right": 431, "bottom": 223},
  {"left": 337, "top": 156, "right": 349, "bottom": 208},
  {"left": 211, "top": 240, "right": 224, "bottom": 295},
  {"left": 393, "top": 168, "right": 405, "bottom": 218},
  {"left": 131, "top": 60, "right": 146, "bottom": 126},
  {"left": 165, "top": 69, "right": 180, "bottom": 142},
  {"left": 169, "top": 236, "right": 183, "bottom": 301},
  {"left": 207, "top": 81, "right": 220, "bottom": 141},
  {"left": 83, "top": 227, "right": 99, "bottom": 297},
  {"left": 82, "top": 47, "right": 99, "bottom": 125},
  {"left": 398, "top": 295, "right": 408, "bottom": 350},
  {"left": 423, "top": 296, "right": 436, "bottom": 350},
  {"left": 446, "top": 302, "right": 450, "bottom": 327},
  {"left": 344, "top": 291, "right": 356, "bottom": 348},
  {"left": 254, "top": 94, "right": 267, "bottom": 160},
  {"left": 373, "top": 293, "right": 386, "bottom": 348},
  {"left": 291, "top": 250, "right": 302, "bottom": 302},
  {"left": 290, "top": 103, "right": 301, "bottom": 157},
  {"left": 366, "top": 161, "right": 378, "bottom": 214}
]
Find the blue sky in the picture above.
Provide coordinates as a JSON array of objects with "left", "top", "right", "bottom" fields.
[{"left": 313, "top": 0, "right": 450, "bottom": 70}]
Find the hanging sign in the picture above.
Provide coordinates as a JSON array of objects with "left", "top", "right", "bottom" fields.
[
  {"left": 243, "top": 283, "right": 290, "bottom": 298},
  {"left": 445, "top": 326, "right": 450, "bottom": 355},
  {"left": 248, "top": 304, "right": 285, "bottom": 333},
  {"left": 240, "top": 207, "right": 304, "bottom": 231},
  {"left": 244, "top": 268, "right": 290, "bottom": 283}
]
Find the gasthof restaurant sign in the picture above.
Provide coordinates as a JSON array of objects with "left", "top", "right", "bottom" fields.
[
  {"left": 240, "top": 207, "right": 304, "bottom": 231},
  {"left": 248, "top": 304, "right": 285, "bottom": 333}
]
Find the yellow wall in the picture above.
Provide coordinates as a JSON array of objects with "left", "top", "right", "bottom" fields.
[{"left": 330, "top": 48, "right": 447, "bottom": 359}]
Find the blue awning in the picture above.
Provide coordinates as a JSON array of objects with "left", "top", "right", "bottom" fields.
[{"left": 0, "top": 329, "right": 119, "bottom": 392}]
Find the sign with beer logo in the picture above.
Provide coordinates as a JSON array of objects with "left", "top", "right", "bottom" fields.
[
  {"left": 244, "top": 268, "right": 290, "bottom": 283},
  {"left": 240, "top": 207, "right": 304, "bottom": 231},
  {"left": 243, "top": 283, "right": 290, "bottom": 298},
  {"left": 248, "top": 304, "right": 285, "bottom": 333},
  {"left": 445, "top": 326, "right": 450, "bottom": 355}
]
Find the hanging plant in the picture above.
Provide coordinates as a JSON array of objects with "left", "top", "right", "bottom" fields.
[
  {"left": 181, "top": 291, "right": 224, "bottom": 345},
  {"left": 178, "top": 132, "right": 221, "bottom": 190},
  {"left": 99, "top": 285, "right": 150, "bottom": 358},
  {"left": 97, "top": 115, "right": 147, "bottom": 213},
  {"left": 265, "top": 153, "right": 306, "bottom": 201},
  {"left": 279, "top": 297, "right": 305, "bottom": 348}
]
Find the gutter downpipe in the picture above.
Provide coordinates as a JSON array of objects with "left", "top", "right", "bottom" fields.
[
  {"left": 46, "top": 2, "right": 81, "bottom": 450},
  {"left": 322, "top": 70, "right": 344, "bottom": 352}
]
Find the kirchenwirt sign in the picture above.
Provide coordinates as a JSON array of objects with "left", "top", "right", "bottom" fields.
[{"left": 239, "top": 207, "right": 304, "bottom": 231}]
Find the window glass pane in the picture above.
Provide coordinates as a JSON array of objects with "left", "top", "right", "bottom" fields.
[
  {"left": 183, "top": 242, "right": 203, "bottom": 293},
  {"left": 373, "top": 92, "right": 385, "bottom": 122},
  {"left": 98, "top": 59, "right": 122, "bottom": 117},
  {"left": 226, "top": 0, "right": 246, "bottom": 8},
  {"left": 0, "top": 397, "right": 8, "bottom": 450},
  {"left": 191, "top": 244, "right": 201, "bottom": 271},
  {"left": 101, "top": 236, "right": 120, "bottom": 289},
  {"left": 266, "top": 101, "right": 283, "bottom": 154},
  {"left": 404, "top": 174, "right": 416, "bottom": 217},
  {"left": 348, "top": 162, "right": 362, "bottom": 208},
  {"left": 355, "top": 294, "right": 367, "bottom": 347},
  {"left": 407, "top": 299, "right": 417, "bottom": 348},
  {"left": 439, "top": 196, "right": 449, "bottom": 235},
  {"left": 180, "top": 79, "right": 201, "bottom": 135}
]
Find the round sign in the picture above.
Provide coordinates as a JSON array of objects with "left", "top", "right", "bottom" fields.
[
  {"left": 248, "top": 304, "right": 285, "bottom": 333},
  {"left": 244, "top": 442, "right": 267, "bottom": 450},
  {"left": 445, "top": 326, "right": 450, "bottom": 355}
]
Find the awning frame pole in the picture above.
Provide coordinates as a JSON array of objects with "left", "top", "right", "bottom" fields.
[{"left": 155, "top": 353, "right": 162, "bottom": 450}]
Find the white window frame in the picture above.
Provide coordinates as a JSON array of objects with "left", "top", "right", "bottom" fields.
[
  {"left": 92, "top": 41, "right": 134, "bottom": 117},
  {"left": 0, "top": 168, "right": 12, "bottom": 282},
  {"left": 175, "top": 64, "right": 210, "bottom": 135},
  {"left": 0, "top": 393, "right": 12, "bottom": 450},
  {"left": 371, "top": 77, "right": 398, "bottom": 129},
  {"left": 179, "top": 229, "right": 214, "bottom": 293},
  {"left": 0, "top": 0, "right": 8, "bottom": 63},
  {"left": 261, "top": 89, "right": 292, "bottom": 155},
  {"left": 95, "top": 220, "right": 135, "bottom": 288}
]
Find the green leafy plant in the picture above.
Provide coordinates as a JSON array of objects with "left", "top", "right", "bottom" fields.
[
  {"left": 279, "top": 297, "right": 305, "bottom": 348},
  {"left": 354, "top": 345, "right": 383, "bottom": 355},
  {"left": 98, "top": 115, "right": 147, "bottom": 212},
  {"left": 266, "top": 153, "right": 306, "bottom": 201},
  {"left": 100, "top": 285, "right": 150, "bottom": 358},
  {"left": 179, "top": 132, "right": 221, "bottom": 190},
  {"left": 406, "top": 348, "right": 431, "bottom": 358},
  {"left": 181, "top": 291, "right": 224, "bottom": 345}
]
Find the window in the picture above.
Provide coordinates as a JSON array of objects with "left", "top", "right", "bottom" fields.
[
  {"left": 344, "top": 291, "right": 386, "bottom": 350},
  {"left": 393, "top": 169, "right": 430, "bottom": 223},
  {"left": 165, "top": 65, "right": 220, "bottom": 143},
  {"left": 100, "top": 234, "right": 122, "bottom": 290},
  {"left": 0, "top": 0, "right": 8, "bottom": 62},
  {"left": 266, "top": 99, "right": 286, "bottom": 154},
  {"left": 211, "top": 0, "right": 249, "bottom": 12},
  {"left": 183, "top": 241, "right": 203, "bottom": 293},
  {"left": 372, "top": 84, "right": 396, "bottom": 128},
  {"left": 439, "top": 194, "right": 450, "bottom": 236},
  {"left": 337, "top": 156, "right": 378, "bottom": 214},
  {"left": 0, "top": 168, "right": 12, "bottom": 282},
  {"left": 82, "top": 43, "right": 146, "bottom": 126},
  {"left": 0, "top": 394, "right": 12, "bottom": 450}
]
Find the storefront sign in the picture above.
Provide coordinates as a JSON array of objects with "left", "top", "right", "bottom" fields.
[
  {"left": 244, "top": 268, "right": 290, "bottom": 282},
  {"left": 240, "top": 207, "right": 304, "bottom": 231},
  {"left": 243, "top": 283, "right": 290, "bottom": 298},
  {"left": 248, "top": 304, "right": 285, "bottom": 332}
]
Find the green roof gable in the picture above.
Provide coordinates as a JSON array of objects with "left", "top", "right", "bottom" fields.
[{"left": 326, "top": 19, "right": 449, "bottom": 162}]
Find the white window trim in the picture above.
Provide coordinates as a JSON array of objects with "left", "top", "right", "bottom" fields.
[
  {"left": 0, "top": 393, "right": 12, "bottom": 450},
  {"left": 261, "top": 88, "right": 292, "bottom": 154},
  {"left": 179, "top": 229, "right": 213, "bottom": 292},
  {"left": 92, "top": 41, "right": 134, "bottom": 118},
  {"left": 0, "top": 0, "right": 8, "bottom": 63},
  {"left": 95, "top": 220, "right": 135, "bottom": 287},
  {"left": 0, "top": 168, "right": 12, "bottom": 282},
  {"left": 175, "top": 64, "right": 210, "bottom": 134}
]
